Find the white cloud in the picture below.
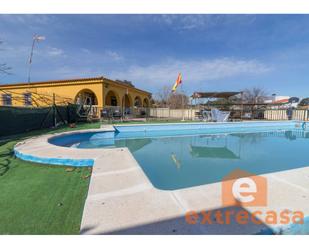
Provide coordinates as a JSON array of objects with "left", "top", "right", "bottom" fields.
[
  {"left": 45, "top": 65, "right": 102, "bottom": 79},
  {"left": 154, "top": 14, "right": 257, "bottom": 31},
  {"left": 46, "top": 47, "right": 64, "bottom": 57},
  {"left": 80, "top": 48, "right": 91, "bottom": 54},
  {"left": 110, "top": 57, "right": 271, "bottom": 88},
  {"left": 105, "top": 50, "right": 123, "bottom": 61},
  {"left": 155, "top": 15, "right": 214, "bottom": 31},
  {"left": 0, "top": 15, "right": 53, "bottom": 25},
  {"left": 1, "top": 43, "right": 65, "bottom": 61},
  {"left": 79, "top": 48, "right": 123, "bottom": 61}
]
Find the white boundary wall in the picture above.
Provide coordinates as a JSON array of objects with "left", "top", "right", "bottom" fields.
[
  {"left": 264, "top": 110, "right": 288, "bottom": 120},
  {"left": 292, "top": 109, "right": 309, "bottom": 120},
  {"left": 265, "top": 109, "right": 309, "bottom": 120},
  {"left": 149, "top": 108, "right": 198, "bottom": 120},
  {"left": 150, "top": 108, "right": 309, "bottom": 121}
]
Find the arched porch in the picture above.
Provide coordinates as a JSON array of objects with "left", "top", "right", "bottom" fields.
[
  {"left": 105, "top": 90, "right": 120, "bottom": 107},
  {"left": 143, "top": 98, "right": 150, "bottom": 107},
  {"left": 134, "top": 96, "right": 142, "bottom": 107},
  {"left": 75, "top": 89, "right": 98, "bottom": 105}
]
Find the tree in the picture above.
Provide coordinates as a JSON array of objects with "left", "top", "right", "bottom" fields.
[
  {"left": 154, "top": 85, "right": 189, "bottom": 108},
  {"left": 0, "top": 40, "right": 11, "bottom": 75},
  {"left": 154, "top": 86, "right": 171, "bottom": 107},
  {"left": 168, "top": 93, "right": 189, "bottom": 109},
  {"left": 242, "top": 87, "right": 267, "bottom": 104},
  {"left": 0, "top": 63, "right": 11, "bottom": 75}
]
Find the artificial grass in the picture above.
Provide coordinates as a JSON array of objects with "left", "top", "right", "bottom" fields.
[
  {"left": 0, "top": 120, "right": 197, "bottom": 234},
  {"left": 0, "top": 122, "right": 100, "bottom": 234}
]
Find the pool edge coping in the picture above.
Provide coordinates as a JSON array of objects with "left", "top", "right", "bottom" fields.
[{"left": 13, "top": 122, "right": 309, "bottom": 235}]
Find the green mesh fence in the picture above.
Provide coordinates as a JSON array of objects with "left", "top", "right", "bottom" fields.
[{"left": 0, "top": 104, "right": 78, "bottom": 137}]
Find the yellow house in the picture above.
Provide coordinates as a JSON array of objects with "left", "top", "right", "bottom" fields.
[{"left": 0, "top": 76, "right": 151, "bottom": 115}]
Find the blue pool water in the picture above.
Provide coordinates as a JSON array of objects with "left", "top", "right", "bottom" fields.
[{"left": 49, "top": 121, "right": 309, "bottom": 190}]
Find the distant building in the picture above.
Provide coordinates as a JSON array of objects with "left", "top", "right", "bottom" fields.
[
  {"left": 264, "top": 94, "right": 300, "bottom": 109},
  {"left": 264, "top": 94, "right": 290, "bottom": 104}
]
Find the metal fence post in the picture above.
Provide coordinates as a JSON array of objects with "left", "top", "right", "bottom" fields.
[{"left": 52, "top": 93, "right": 56, "bottom": 127}]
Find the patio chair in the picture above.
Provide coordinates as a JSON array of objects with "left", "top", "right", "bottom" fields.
[
  {"left": 112, "top": 109, "right": 122, "bottom": 120},
  {"left": 242, "top": 112, "right": 252, "bottom": 119},
  {"left": 202, "top": 110, "right": 212, "bottom": 121},
  {"left": 194, "top": 111, "right": 203, "bottom": 121},
  {"left": 101, "top": 108, "right": 110, "bottom": 120},
  {"left": 139, "top": 108, "right": 146, "bottom": 116}
]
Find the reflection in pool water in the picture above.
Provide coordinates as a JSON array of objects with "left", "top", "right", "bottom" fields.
[{"left": 50, "top": 129, "right": 309, "bottom": 190}]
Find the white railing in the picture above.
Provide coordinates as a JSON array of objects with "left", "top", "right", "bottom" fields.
[
  {"left": 101, "top": 106, "right": 150, "bottom": 119},
  {"left": 82, "top": 105, "right": 100, "bottom": 118}
]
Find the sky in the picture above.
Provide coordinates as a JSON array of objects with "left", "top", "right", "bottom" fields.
[{"left": 1, "top": 14, "right": 309, "bottom": 97}]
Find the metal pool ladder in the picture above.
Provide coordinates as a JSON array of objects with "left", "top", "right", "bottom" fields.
[{"left": 295, "top": 121, "right": 307, "bottom": 130}]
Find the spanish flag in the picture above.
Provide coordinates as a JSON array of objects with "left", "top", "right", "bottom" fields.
[{"left": 172, "top": 73, "right": 182, "bottom": 92}]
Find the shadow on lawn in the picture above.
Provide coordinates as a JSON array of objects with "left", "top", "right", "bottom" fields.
[
  {"left": 0, "top": 124, "right": 68, "bottom": 177},
  {"left": 0, "top": 148, "right": 14, "bottom": 176},
  {"left": 0, "top": 140, "right": 10, "bottom": 147}
]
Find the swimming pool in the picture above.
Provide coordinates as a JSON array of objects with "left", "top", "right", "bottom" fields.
[{"left": 48, "top": 121, "right": 309, "bottom": 190}]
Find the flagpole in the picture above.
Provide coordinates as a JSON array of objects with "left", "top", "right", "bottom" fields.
[
  {"left": 172, "top": 73, "right": 185, "bottom": 121},
  {"left": 181, "top": 78, "right": 185, "bottom": 121},
  {"left": 27, "top": 35, "right": 45, "bottom": 84},
  {"left": 27, "top": 38, "right": 36, "bottom": 84}
]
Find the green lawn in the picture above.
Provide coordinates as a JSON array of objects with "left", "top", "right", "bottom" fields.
[
  {"left": 0, "top": 119, "right": 199, "bottom": 234},
  {"left": 0, "top": 122, "right": 100, "bottom": 235}
]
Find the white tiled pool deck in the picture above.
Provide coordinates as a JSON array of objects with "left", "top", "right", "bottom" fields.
[{"left": 14, "top": 124, "right": 309, "bottom": 235}]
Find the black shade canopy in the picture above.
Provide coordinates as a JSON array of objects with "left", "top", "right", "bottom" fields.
[
  {"left": 190, "top": 145, "right": 239, "bottom": 159},
  {"left": 192, "top": 92, "right": 242, "bottom": 99},
  {"left": 192, "top": 92, "right": 241, "bottom": 99},
  {"left": 115, "top": 138, "right": 152, "bottom": 153}
]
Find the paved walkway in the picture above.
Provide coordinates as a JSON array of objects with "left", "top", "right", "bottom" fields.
[{"left": 80, "top": 149, "right": 309, "bottom": 235}]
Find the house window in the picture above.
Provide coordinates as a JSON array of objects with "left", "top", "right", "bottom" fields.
[
  {"left": 24, "top": 93, "right": 32, "bottom": 106},
  {"left": 2, "top": 94, "right": 12, "bottom": 106}
]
